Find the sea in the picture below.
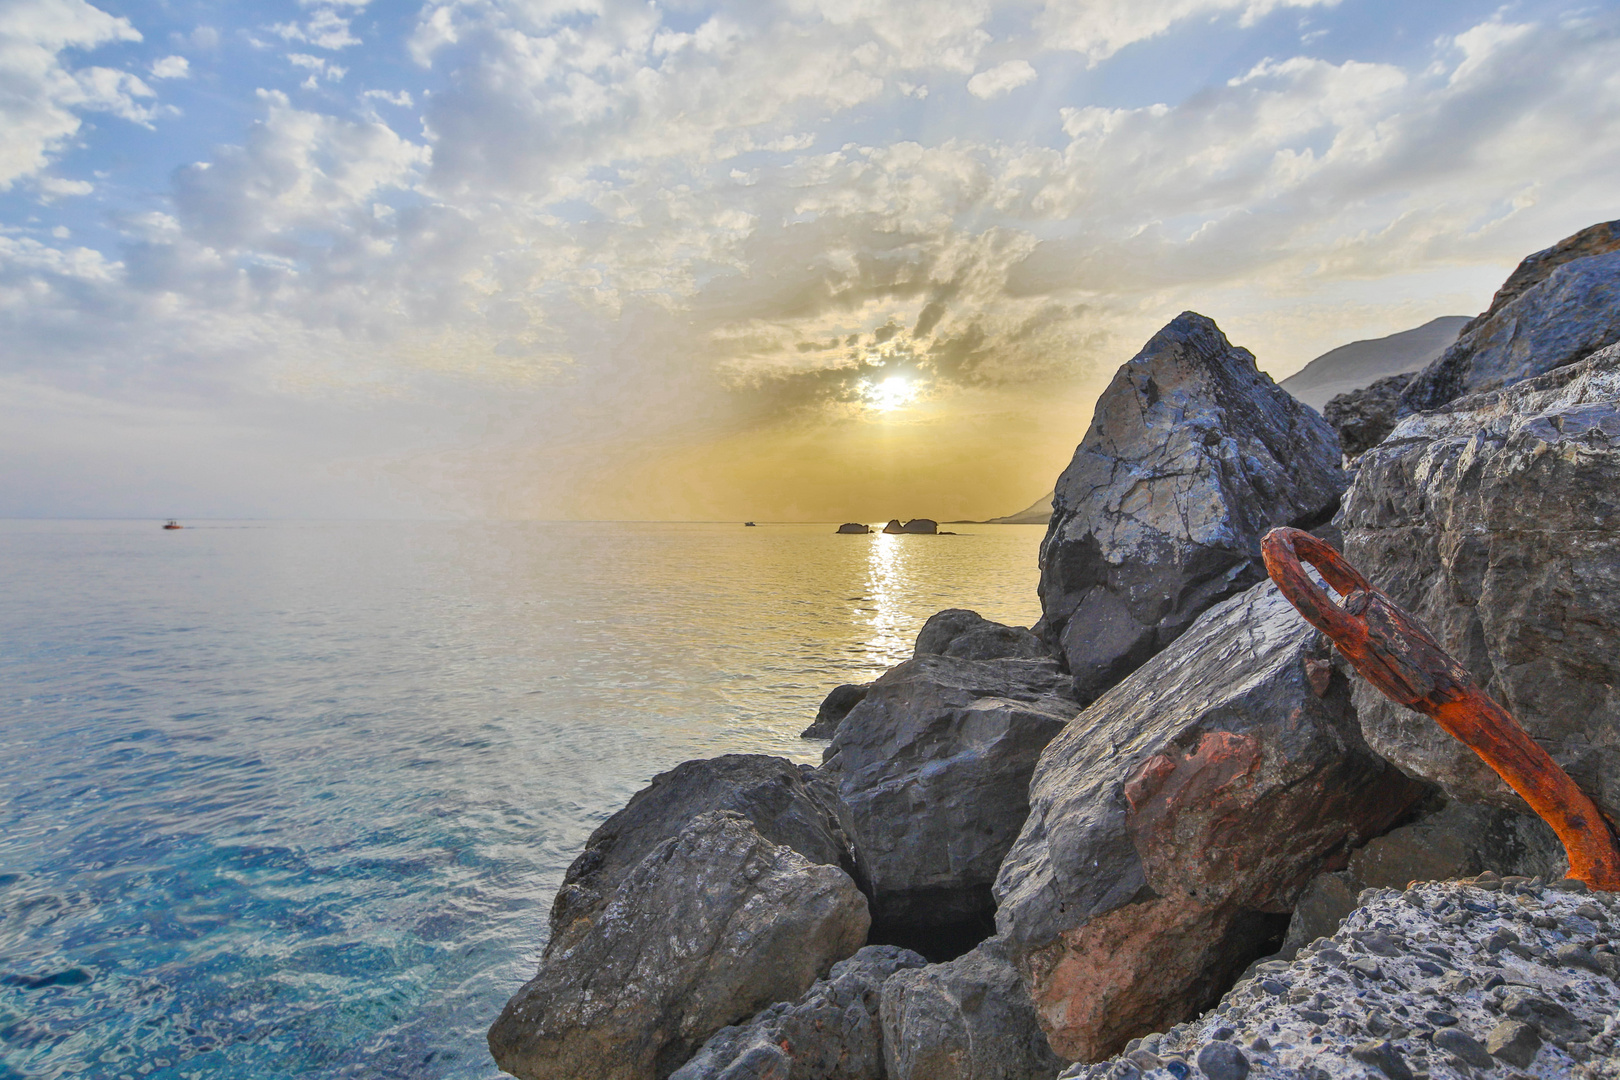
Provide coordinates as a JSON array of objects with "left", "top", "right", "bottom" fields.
[{"left": 0, "top": 520, "right": 1046, "bottom": 1080}]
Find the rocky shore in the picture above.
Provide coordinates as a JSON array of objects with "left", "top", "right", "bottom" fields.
[{"left": 488, "top": 222, "right": 1620, "bottom": 1080}]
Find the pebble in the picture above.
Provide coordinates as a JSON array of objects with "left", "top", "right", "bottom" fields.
[
  {"left": 1351, "top": 1040, "right": 1414, "bottom": 1080},
  {"left": 1194, "top": 1041, "right": 1250, "bottom": 1080},
  {"left": 1432, "top": 1027, "right": 1493, "bottom": 1069},
  {"left": 1487, "top": 1019, "right": 1542, "bottom": 1067}
]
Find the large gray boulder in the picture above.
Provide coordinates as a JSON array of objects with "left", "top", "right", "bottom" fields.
[
  {"left": 1037, "top": 312, "right": 1345, "bottom": 702},
  {"left": 489, "top": 811, "right": 870, "bottom": 1080},
  {"left": 994, "top": 580, "right": 1425, "bottom": 1062},
  {"left": 880, "top": 937, "right": 1069, "bottom": 1080},
  {"left": 1399, "top": 224, "right": 1620, "bottom": 415},
  {"left": 671, "top": 945, "right": 927, "bottom": 1080},
  {"left": 823, "top": 653, "right": 1078, "bottom": 938},
  {"left": 1461, "top": 219, "right": 1620, "bottom": 337},
  {"left": 1341, "top": 345, "right": 1620, "bottom": 827},
  {"left": 547, "top": 755, "right": 854, "bottom": 958},
  {"left": 913, "top": 608, "right": 1051, "bottom": 662}
]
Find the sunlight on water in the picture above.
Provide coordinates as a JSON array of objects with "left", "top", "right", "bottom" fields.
[{"left": 0, "top": 520, "right": 1045, "bottom": 1079}]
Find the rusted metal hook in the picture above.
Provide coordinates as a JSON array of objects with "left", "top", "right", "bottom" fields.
[{"left": 1262, "top": 526, "right": 1620, "bottom": 891}]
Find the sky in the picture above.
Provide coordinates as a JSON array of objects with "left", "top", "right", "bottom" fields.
[{"left": 3, "top": 0, "right": 1619, "bottom": 521}]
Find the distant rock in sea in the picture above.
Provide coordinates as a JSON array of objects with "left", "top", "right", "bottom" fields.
[{"left": 836, "top": 522, "right": 871, "bottom": 534}]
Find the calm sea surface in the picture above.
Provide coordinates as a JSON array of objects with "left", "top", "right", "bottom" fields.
[{"left": 0, "top": 520, "right": 1045, "bottom": 1080}]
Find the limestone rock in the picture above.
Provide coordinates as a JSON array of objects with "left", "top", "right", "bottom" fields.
[
  {"left": 883, "top": 520, "right": 905, "bottom": 534},
  {"left": 671, "top": 945, "right": 927, "bottom": 1080},
  {"left": 901, "top": 518, "right": 938, "bottom": 534},
  {"left": 1059, "top": 878, "right": 1620, "bottom": 1080},
  {"left": 1399, "top": 227, "right": 1620, "bottom": 414},
  {"left": 880, "top": 937, "right": 1069, "bottom": 1080},
  {"left": 913, "top": 609, "right": 1050, "bottom": 662},
  {"left": 994, "top": 579, "right": 1424, "bottom": 1061},
  {"left": 547, "top": 755, "right": 854, "bottom": 958},
  {"left": 1322, "top": 372, "right": 1413, "bottom": 458},
  {"left": 823, "top": 654, "right": 1078, "bottom": 937},
  {"left": 489, "top": 811, "right": 870, "bottom": 1080},
  {"left": 1038, "top": 312, "right": 1345, "bottom": 702},
  {"left": 837, "top": 523, "right": 871, "bottom": 534},
  {"left": 1340, "top": 346, "right": 1620, "bottom": 826},
  {"left": 802, "top": 684, "right": 871, "bottom": 740}
]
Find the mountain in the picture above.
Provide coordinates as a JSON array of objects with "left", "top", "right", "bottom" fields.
[
  {"left": 983, "top": 490, "right": 1053, "bottom": 525},
  {"left": 1278, "top": 315, "right": 1470, "bottom": 409}
]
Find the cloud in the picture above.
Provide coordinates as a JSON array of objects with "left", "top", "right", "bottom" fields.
[
  {"left": 149, "top": 54, "right": 189, "bottom": 78},
  {"left": 967, "top": 58, "right": 1035, "bottom": 99},
  {"left": 1035, "top": 0, "right": 1340, "bottom": 64},
  {"left": 6, "top": 3, "right": 1620, "bottom": 519},
  {"left": 288, "top": 52, "right": 347, "bottom": 85},
  {"left": 362, "top": 88, "right": 413, "bottom": 107},
  {"left": 271, "top": 5, "right": 361, "bottom": 49},
  {"left": 0, "top": 0, "right": 152, "bottom": 190}
]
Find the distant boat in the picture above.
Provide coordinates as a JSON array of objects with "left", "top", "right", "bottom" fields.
[
  {"left": 744, "top": 521, "right": 757, "bottom": 527},
  {"left": 162, "top": 520, "right": 183, "bottom": 530}
]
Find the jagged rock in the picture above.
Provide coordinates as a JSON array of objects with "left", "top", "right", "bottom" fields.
[
  {"left": 489, "top": 811, "right": 871, "bottom": 1080},
  {"left": 913, "top": 609, "right": 1050, "bottom": 662},
  {"left": 1461, "top": 219, "right": 1620, "bottom": 336},
  {"left": 823, "top": 654, "right": 1078, "bottom": 939},
  {"left": 1399, "top": 224, "right": 1620, "bottom": 414},
  {"left": 1341, "top": 346, "right": 1620, "bottom": 826},
  {"left": 880, "top": 937, "right": 1069, "bottom": 1080},
  {"left": 1037, "top": 312, "right": 1345, "bottom": 703},
  {"left": 671, "top": 945, "right": 927, "bottom": 1080},
  {"left": 802, "top": 684, "right": 872, "bottom": 740},
  {"left": 1322, "top": 372, "right": 1413, "bottom": 458},
  {"left": 1059, "top": 878, "right": 1620, "bottom": 1080},
  {"left": 1276, "top": 800, "right": 1566, "bottom": 959},
  {"left": 883, "top": 520, "right": 905, "bottom": 534},
  {"left": 837, "top": 523, "right": 871, "bottom": 534},
  {"left": 901, "top": 519, "right": 938, "bottom": 534},
  {"left": 547, "top": 755, "right": 854, "bottom": 958},
  {"left": 994, "top": 579, "right": 1425, "bottom": 1062}
]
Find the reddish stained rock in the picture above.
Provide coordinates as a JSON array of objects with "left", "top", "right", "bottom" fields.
[{"left": 994, "top": 580, "right": 1426, "bottom": 1062}]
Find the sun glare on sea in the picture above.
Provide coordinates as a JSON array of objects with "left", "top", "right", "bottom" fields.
[{"left": 859, "top": 375, "right": 918, "bottom": 412}]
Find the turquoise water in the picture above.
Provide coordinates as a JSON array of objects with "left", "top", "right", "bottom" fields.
[{"left": 0, "top": 520, "right": 1045, "bottom": 1080}]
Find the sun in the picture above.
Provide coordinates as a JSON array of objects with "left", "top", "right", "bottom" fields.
[{"left": 860, "top": 375, "right": 918, "bottom": 412}]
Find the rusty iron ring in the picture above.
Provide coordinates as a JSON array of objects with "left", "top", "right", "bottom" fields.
[{"left": 1262, "top": 526, "right": 1620, "bottom": 891}]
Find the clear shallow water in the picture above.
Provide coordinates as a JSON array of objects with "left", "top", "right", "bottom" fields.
[{"left": 0, "top": 520, "right": 1045, "bottom": 1080}]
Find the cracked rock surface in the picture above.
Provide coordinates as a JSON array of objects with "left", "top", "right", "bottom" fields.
[
  {"left": 823, "top": 652, "right": 1079, "bottom": 934},
  {"left": 1062, "top": 876, "right": 1620, "bottom": 1080},
  {"left": 1036, "top": 312, "right": 1344, "bottom": 703},
  {"left": 1340, "top": 345, "right": 1620, "bottom": 825},
  {"left": 995, "top": 578, "right": 1423, "bottom": 1062},
  {"left": 488, "top": 811, "right": 870, "bottom": 1080}
]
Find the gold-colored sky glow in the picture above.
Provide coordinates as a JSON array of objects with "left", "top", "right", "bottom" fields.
[{"left": 3, "top": 1, "right": 1617, "bottom": 519}]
